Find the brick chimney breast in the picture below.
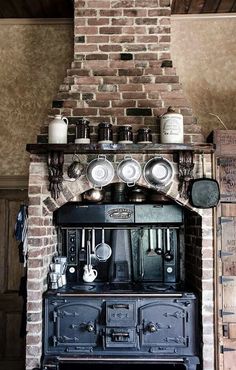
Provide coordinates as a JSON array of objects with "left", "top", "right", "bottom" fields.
[{"left": 38, "top": 0, "right": 204, "bottom": 144}]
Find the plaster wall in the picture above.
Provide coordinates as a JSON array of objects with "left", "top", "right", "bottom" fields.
[
  {"left": 0, "top": 23, "right": 73, "bottom": 176},
  {"left": 171, "top": 16, "right": 236, "bottom": 138},
  {"left": 0, "top": 17, "right": 235, "bottom": 176}
]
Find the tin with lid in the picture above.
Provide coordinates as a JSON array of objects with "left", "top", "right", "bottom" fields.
[{"left": 160, "top": 106, "right": 183, "bottom": 144}]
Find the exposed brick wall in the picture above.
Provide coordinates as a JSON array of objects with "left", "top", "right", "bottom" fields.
[
  {"left": 26, "top": 152, "right": 215, "bottom": 369},
  {"left": 38, "top": 0, "right": 204, "bottom": 144},
  {"left": 26, "top": 156, "right": 58, "bottom": 369}
]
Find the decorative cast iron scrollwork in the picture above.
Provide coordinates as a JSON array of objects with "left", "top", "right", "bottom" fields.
[
  {"left": 178, "top": 151, "right": 194, "bottom": 199},
  {"left": 47, "top": 151, "right": 64, "bottom": 199}
]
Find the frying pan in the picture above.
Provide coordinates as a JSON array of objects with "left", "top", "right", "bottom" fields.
[{"left": 188, "top": 153, "right": 220, "bottom": 208}]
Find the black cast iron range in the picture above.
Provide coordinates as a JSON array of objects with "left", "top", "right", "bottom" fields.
[{"left": 42, "top": 203, "right": 200, "bottom": 370}]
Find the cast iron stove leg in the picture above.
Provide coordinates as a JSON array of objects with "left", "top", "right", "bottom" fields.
[{"left": 183, "top": 357, "right": 199, "bottom": 370}]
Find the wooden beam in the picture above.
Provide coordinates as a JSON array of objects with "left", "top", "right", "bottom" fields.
[
  {"left": 188, "top": 0, "right": 208, "bottom": 13},
  {"left": 0, "top": 0, "right": 19, "bottom": 17},
  {"left": 203, "top": 0, "right": 221, "bottom": 12},
  {"left": 172, "top": 0, "right": 188, "bottom": 13},
  {"left": 217, "top": 0, "right": 236, "bottom": 12},
  {"left": 231, "top": 0, "right": 236, "bottom": 11}
]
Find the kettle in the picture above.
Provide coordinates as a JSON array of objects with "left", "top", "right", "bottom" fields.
[{"left": 48, "top": 114, "right": 69, "bottom": 144}]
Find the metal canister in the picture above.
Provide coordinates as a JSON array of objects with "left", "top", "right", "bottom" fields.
[{"left": 160, "top": 106, "right": 183, "bottom": 144}]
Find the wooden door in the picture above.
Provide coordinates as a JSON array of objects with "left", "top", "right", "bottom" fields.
[
  {"left": 0, "top": 189, "right": 28, "bottom": 370},
  {"left": 219, "top": 208, "right": 236, "bottom": 369}
]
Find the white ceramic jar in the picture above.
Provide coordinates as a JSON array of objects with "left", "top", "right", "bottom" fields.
[
  {"left": 160, "top": 107, "right": 183, "bottom": 144},
  {"left": 48, "top": 114, "right": 69, "bottom": 144}
]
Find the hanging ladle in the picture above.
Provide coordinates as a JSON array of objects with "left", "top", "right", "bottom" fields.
[
  {"left": 156, "top": 228, "right": 163, "bottom": 255},
  {"left": 164, "top": 228, "right": 174, "bottom": 261},
  {"left": 147, "top": 229, "right": 157, "bottom": 256}
]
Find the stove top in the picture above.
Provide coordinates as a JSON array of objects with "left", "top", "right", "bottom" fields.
[{"left": 56, "top": 282, "right": 186, "bottom": 295}]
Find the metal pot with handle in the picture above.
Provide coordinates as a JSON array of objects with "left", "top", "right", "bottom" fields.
[
  {"left": 67, "top": 154, "right": 84, "bottom": 180},
  {"left": 117, "top": 155, "right": 142, "bottom": 187},
  {"left": 86, "top": 155, "right": 114, "bottom": 189}
]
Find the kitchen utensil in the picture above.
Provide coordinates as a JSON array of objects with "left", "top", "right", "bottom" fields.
[
  {"left": 188, "top": 153, "right": 220, "bottom": 208},
  {"left": 83, "top": 188, "right": 104, "bottom": 203},
  {"left": 48, "top": 114, "right": 68, "bottom": 144},
  {"left": 148, "top": 191, "right": 170, "bottom": 203},
  {"left": 128, "top": 187, "right": 146, "bottom": 203},
  {"left": 143, "top": 157, "right": 174, "bottom": 188},
  {"left": 83, "top": 237, "right": 98, "bottom": 283},
  {"left": 86, "top": 155, "right": 114, "bottom": 188},
  {"left": 147, "top": 229, "right": 157, "bottom": 256},
  {"left": 94, "top": 228, "right": 112, "bottom": 262},
  {"left": 164, "top": 228, "right": 173, "bottom": 261},
  {"left": 86, "top": 234, "right": 92, "bottom": 266},
  {"left": 90, "top": 228, "right": 97, "bottom": 264},
  {"left": 117, "top": 155, "right": 142, "bottom": 187},
  {"left": 67, "top": 154, "right": 84, "bottom": 180},
  {"left": 112, "top": 183, "right": 127, "bottom": 203},
  {"left": 138, "top": 229, "right": 144, "bottom": 279},
  {"left": 156, "top": 228, "right": 163, "bottom": 255},
  {"left": 80, "top": 228, "right": 86, "bottom": 259}
]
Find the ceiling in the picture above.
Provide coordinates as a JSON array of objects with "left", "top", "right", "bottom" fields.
[{"left": 0, "top": 0, "right": 235, "bottom": 18}]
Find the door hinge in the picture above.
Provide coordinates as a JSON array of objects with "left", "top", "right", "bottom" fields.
[
  {"left": 220, "top": 345, "right": 236, "bottom": 353},
  {"left": 220, "top": 217, "right": 234, "bottom": 224},
  {"left": 219, "top": 309, "right": 235, "bottom": 317},
  {"left": 218, "top": 250, "right": 234, "bottom": 258},
  {"left": 219, "top": 276, "right": 234, "bottom": 284}
]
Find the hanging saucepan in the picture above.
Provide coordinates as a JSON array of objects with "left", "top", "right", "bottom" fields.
[
  {"left": 117, "top": 155, "right": 142, "bottom": 187},
  {"left": 86, "top": 155, "right": 114, "bottom": 189},
  {"left": 188, "top": 153, "right": 220, "bottom": 208},
  {"left": 67, "top": 154, "right": 84, "bottom": 180},
  {"left": 143, "top": 157, "right": 174, "bottom": 189}
]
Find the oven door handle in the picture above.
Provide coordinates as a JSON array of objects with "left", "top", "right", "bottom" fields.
[
  {"left": 111, "top": 332, "right": 130, "bottom": 339},
  {"left": 111, "top": 304, "right": 129, "bottom": 309}
]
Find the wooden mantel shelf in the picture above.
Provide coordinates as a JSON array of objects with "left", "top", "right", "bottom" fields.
[
  {"left": 26, "top": 143, "right": 215, "bottom": 155},
  {"left": 26, "top": 143, "right": 214, "bottom": 199}
]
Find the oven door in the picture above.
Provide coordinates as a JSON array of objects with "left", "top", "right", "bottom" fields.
[
  {"left": 44, "top": 297, "right": 103, "bottom": 354},
  {"left": 139, "top": 298, "right": 196, "bottom": 355}
]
